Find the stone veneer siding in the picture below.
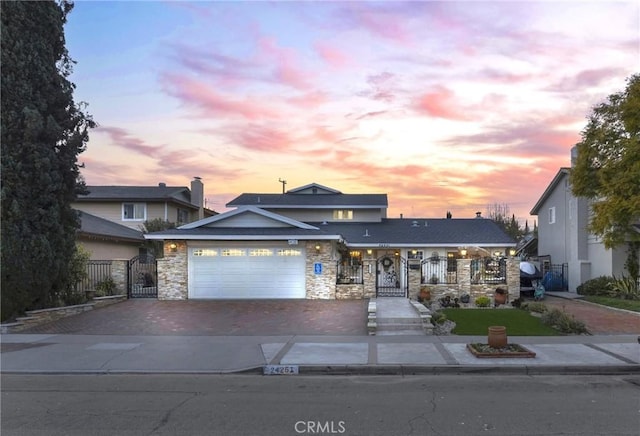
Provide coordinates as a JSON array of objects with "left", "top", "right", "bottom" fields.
[
  {"left": 305, "top": 241, "right": 336, "bottom": 299},
  {"left": 419, "top": 258, "right": 520, "bottom": 305},
  {"left": 111, "top": 260, "right": 128, "bottom": 295},
  {"left": 157, "top": 240, "right": 188, "bottom": 300}
]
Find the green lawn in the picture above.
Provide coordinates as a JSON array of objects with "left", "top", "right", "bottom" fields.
[
  {"left": 582, "top": 296, "right": 640, "bottom": 312},
  {"left": 441, "top": 308, "right": 559, "bottom": 336}
]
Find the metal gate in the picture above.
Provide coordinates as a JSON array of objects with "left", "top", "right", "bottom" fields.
[
  {"left": 376, "top": 255, "right": 408, "bottom": 297},
  {"left": 128, "top": 254, "right": 158, "bottom": 298}
]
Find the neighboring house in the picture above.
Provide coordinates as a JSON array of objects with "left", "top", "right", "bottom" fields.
[
  {"left": 77, "top": 210, "right": 145, "bottom": 259},
  {"left": 73, "top": 177, "right": 213, "bottom": 232},
  {"left": 530, "top": 156, "right": 637, "bottom": 292},
  {"left": 146, "top": 183, "right": 517, "bottom": 301}
]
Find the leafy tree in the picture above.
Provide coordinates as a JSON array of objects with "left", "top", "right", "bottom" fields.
[
  {"left": 570, "top": 74, "right": 640, "bottom": 249},
  {"left": 1, "top": 1, "right": 95, "bottom": 320},
  {"left": 141, "top": 218, "right": 176, "bottom": 258}
]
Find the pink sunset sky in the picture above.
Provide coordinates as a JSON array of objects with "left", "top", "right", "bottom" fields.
[{"left": 65, "top": 1, "right": 639, "bottom": 223}]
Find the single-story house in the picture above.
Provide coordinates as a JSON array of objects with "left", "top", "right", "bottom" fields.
[
  {"left": 77, "top": 210, "right": 145, "bottom": 260},
  {"left": 145, "top": 183, "right": 518, "bottom": 301}
]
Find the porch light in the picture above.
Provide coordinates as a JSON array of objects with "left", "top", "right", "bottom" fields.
[
  {"left": 315, "top": 244, "right": 321, "bottom": 253},
  {"left": 494, "top": 251, "right": 502, "bottom": 257},
  {"left": 169, "top": 243, "right": 177, "bottom": 252},
  {"left": 394, "top": 251, "right": 399, "bottom": 256},
  {"left": 460, "top": 249, "right": 467, "bottom": 258},
  {"left": 366, "top": 249, "right": 373, "bottom": 255},
  {"left": 509, "top": 248, "right": 516, "bottom": 256}
]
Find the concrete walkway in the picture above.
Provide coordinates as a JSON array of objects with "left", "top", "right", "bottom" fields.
[{"left": 1, "top": 332, "right": 638, "bottom": 375}]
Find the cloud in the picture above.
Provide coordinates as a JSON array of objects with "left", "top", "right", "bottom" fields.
[
  {"left": 161, "top": 74, "right": 283, "bottom": 120},
  {"left": 314, "top": 42, "right": 350, "bottom": 68},
  {"left": 96, "top": 126, "right": 164, "bottom": 157},
  {"left": 221, "top": 123, "right": 296, "bottom": 153},
  {"left": 547, "top": 67, "right": 629, "bottom": 93},
  {"left": 414, "top": 86, "right": 471, "bottom": 120}
]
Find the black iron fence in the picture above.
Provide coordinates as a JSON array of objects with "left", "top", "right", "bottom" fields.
[
  {"left": 337, "top": 263, "right": 363, "bottom": 284},
  {"left": 470, "top": 257, "right": 506, "bottom": 284},
  {"left": 75, "top": 260, "right": 113, "bottom": 294},
  {"left": 541, "top": 263, "right": 568, "bottom": 291},
  {"left": 421, "top": 257, "right": 457, "bottom": 284}
]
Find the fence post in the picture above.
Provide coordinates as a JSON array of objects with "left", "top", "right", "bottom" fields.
[{"left": 111, "top": 260, "right": 128, "bottom": 296}]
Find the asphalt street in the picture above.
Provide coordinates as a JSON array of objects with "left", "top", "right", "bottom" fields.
[{"left": 2, "top": 374, "right": 639, "bottom": 436}]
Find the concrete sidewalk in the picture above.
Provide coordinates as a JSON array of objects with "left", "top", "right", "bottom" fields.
[{"left": 1, "top": 333, "right": 638, "bottom": 375}]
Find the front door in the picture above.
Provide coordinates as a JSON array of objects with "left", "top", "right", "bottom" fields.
[{"left": 376, "top": 255, "right": 408, "bottom": 297}]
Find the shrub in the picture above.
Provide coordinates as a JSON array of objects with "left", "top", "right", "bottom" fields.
[
  {"left": 576, "top": 276, "right": 615, "bottom": 296},
  {"left": 475, "top": 296, "right": 491, "bottom": 307},
  {"left": 521, "top": 301, "right": 547, "bottom": 313},
  {"left": 511, "top": 297, "right": 524, "bottom": 308},
  {"left": 541, "top": 308, "right": 588, "bottom": 334},
  {"left": 610, "top": 275, "right": 640, "bottom": 300},
  {"left": 430, "top": 310, "right": 447, "bottom": 325},
  {"left": 95, "top": 277, "right": 117, "bottom": 297}
]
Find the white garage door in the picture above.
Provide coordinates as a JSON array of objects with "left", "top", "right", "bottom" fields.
[{"left": 188, "top": 243, "right": 306, "bottom": 298}]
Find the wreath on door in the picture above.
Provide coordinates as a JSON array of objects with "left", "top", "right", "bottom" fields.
[{"left": 381, "top": 257, "right": 393, "bottom": 268}]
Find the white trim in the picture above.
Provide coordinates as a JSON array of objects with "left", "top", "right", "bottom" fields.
[
  {"left": 122, "top": 202, "right": 146, "bottom": 221},
  {"left": 287, "top": 182, "right": 341, "bottom": 194},
  {"left": 145, "top": 234, "right": 341, "bottom": 241},
  {"left": 178, "top": 206, "right": 319, "bottom": 230}
]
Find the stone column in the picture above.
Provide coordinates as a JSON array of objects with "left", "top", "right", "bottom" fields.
[
  {"left": 506, "top": 257, "right": 520, "bottom": 300},
  {"left": 408, "top": 260, "right": 421, "bottom": 300},
  {"left": 111, "top": 260, "right": 128, "bottom": 295},
  {"left": 305, "top": 241, "right": 336, "bottom": 299},
  {"left": 158, "top": 240, "right": 188, "bottom": 300},
  {"left": 457, "top": 258, "right": 471, "bottom": 296}
]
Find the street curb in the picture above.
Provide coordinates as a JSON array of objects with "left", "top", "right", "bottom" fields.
[
  {"left": 2, "top": 364, "right": 639, "bottom": 376},
  {"left": 294, "top": 364, "right": 640, "bottom": 376}
]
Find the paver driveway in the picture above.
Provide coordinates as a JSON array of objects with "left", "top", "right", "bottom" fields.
[
  {"left": 542, "top": 296, "right": 640, "bottom": 334},
  {"left": 19, "top": 299, "right": 369, "bottom": 336}
]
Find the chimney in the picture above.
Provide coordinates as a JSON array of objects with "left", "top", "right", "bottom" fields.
[
  {"left": 475, "top": 211, "right": 482, "bottom": 219},
  {"left": 159, "top": 182, "right": 166, "bottom": 188},
  {"left": 191, "top": 177, "right": 204, "bottom": 220}
]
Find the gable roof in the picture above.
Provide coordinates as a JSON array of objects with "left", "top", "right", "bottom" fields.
[
  {"left": 178, "top": 206, "right": 319, "bottom": 230},
  {"left": 530, "top": 168, "right": 570, "bottom": 215},
  {"left": 77, "top": 185, "right": 199, "bottom": 210},
  {"left": 226, "top": 182, "right": 387, "bottom": 209},
  {"left": 287, "top": 182, "right": 341, "bottom": 194},
  {"left": 77, "top": 211, "right": 144, "bottom": 242}
]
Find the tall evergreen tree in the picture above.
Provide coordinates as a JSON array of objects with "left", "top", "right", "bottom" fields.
[{"left": 1, "top": 0, "right": 94, "bottom": 320}]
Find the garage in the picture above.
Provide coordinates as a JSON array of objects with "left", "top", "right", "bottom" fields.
[{"left": 188, "top": 243, "right": 306, "bottom": 299}]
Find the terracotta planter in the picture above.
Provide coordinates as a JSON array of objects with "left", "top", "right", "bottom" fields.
[
  {"left": 419, "top": 288, "right": 431, "bottom": 302},
  {"left": 488, "top": 326, "right": 507, "bottom": 348},
  {"left": 494, "top": 289, "right": 507, "bottom": 306}
]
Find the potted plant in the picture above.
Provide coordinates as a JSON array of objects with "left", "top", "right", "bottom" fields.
[
  {"left": 460, "top": 293, "right": 470, "bottom": 304},
  {"left": 419, "top": 286, "right": 431, "bottom": 302},
  {"left": 494, "top": 288, "right": 507, "bottom": 306},
  {"left": 430, "top": 274, "right": 439, "bottom": 284}
]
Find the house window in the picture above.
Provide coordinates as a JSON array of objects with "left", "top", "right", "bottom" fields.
[
  {"left": 193, "top": 249, "right": 218, "bottom": 257},
  {"left": 123, "top": 203, "right": 146, "bottom": 221},
  {"left": 549, "top": 207, "right": 556, "bottom": 224},
  {"left": 332, "top": 210, "right": 353, "bottom": 220},
  {"left": 278, "top": 249, "right": 302, "bottom": 256},
  {"left": 177, "top": 208, "right": 189, "bottom": 224}
]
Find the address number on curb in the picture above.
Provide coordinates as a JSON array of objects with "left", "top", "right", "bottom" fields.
[{"left": 264, "top": 365, "right": 299, "bottom": 375}]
